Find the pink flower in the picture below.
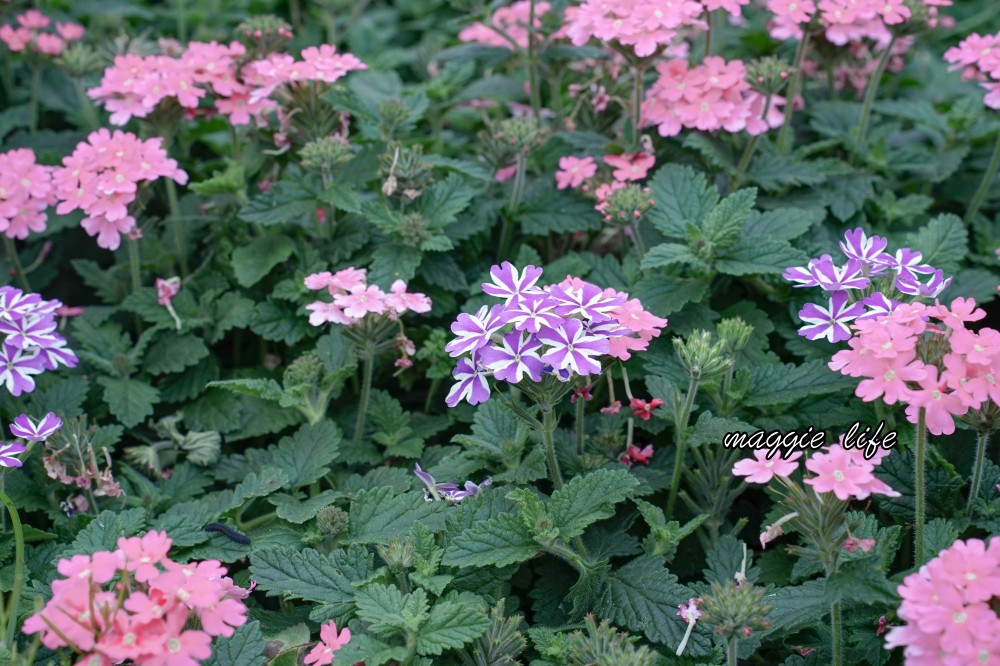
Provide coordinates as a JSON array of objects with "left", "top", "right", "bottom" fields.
[
  {"left": 803, "top": 444, "right": 898, "bottom": 501},
  {"left": 333, "top": 285, "right": 387, "bottom": 320},
  {"left": 383, "top": 280, "right": 432, "bottom": 315},
  {"left": 624, "top": 443, "right": 654, "bottom": 464},
  {"left": 56, "top": 22, "right": 85, "bottom": 41},
  {"left": 555, "top": 155, "right": 598, "bottom": 189},
  {"left": 458, "top": 1, "right": 551, "bottom": 50},
  {"left": 630, "top": 397, "right": 663, "bottom": 421},
  {"left": 304, "top": 620, "right": 352, "bottom": 666},
  {"left": 156, "top": 277, "right": 181, "bottom": 307},
  {"left": 0, "top": 148, "right": 56, "bottom": 240},
  {"left": 600, "top": 400, "right": 622, "bottom": 415},
  {"left": 732, "top": 449, "right": 802, "bottom": 484},
  {"left": 603, "top": 152, "right": 655, "bottom": 181},
  {"left": 118, "top": 531, "right": 172, "bottom": 582},
  {"left": 843, "top": 536, "right": 876, "bottom": 553}
]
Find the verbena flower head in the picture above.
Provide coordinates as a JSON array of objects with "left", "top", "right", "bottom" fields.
[
  {"left": 414, "top": 463, "right": 492, "bottom": 503},
  {"left": 944, "top": 31, "right": 1000, "bottom": 109},
  {"left": 830, "top": 298, "right": 1000, "bottom": 436},
  {"left": 52, "top": 130, "right": 188, "bottom": 251},
  {"left": 784, "top": 227, "right": 951, "bottom": 343},
  {"left": 458, "top": 1, "right": 552, "bottom": 50},
  {"left": 732, "top": 449, "right": 803, "bottom": 484},
  {"left": 564, "top": 0, "right": 713, "bottom": 59},
  {"left": 0, "top": 10, "right": 84, "bottom": 56},
  {"left": 23, "top": 531, "right": 250, "bottom": 664},
  {"left": 444, "top": 262, "right": 667, "bottom": 407},
  {"left": 0, "top": 286, "right": 77, "bottom": 396},
  {"left": 304, "top": 620, "right": 352, "bottom": 666},
  {"left": 767, "top": 0, "right": 952, "bottom": 46},
  {"left": 10, "top": 411, "right": 62, "bottom": 441},
  {"left": 803, "top": 443, "right": 901, "bottom": 501},
  {"left": 304, "top": 267, "right": 431, "bottom": 326},
  {"left": 0, "top": 148, "right": 57, "bottom": 240},
  {"left": 885, "top": 537, "right": 1000, "bottom": 664}
]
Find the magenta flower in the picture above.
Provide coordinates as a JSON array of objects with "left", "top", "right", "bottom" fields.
[
  {"left": 445, "top": 356, "right": 491, "bottom": 407},
  {"left": 797, "top": 291, "right": 867, "bottom": 343},
  {"left": 0, "top": 342, "right": 45, "bottom": 396},
  {"left": 895, "top": 268, "right": 952, "bottom": 298},
  {"left": 806, "top": 255, "right": 870, "bottom": 291},
  {"left": 10, "top": 412, "right": 61, "bottom": 442},
  {"left": 502, "top": 294, "right": 563, "bottom": 333},
  {"left": 884, "top": 248, "right": 933, "bottom": 282},
  {"left": 547, "top": 280, "right": 623, "bottom": 322},
  {"left": 479, "top": 331, "right": 545, "bottom": 383},
  {"left": 0, "top": 312, "right": 59, "bottom": 349},
  {"left": 0, "top": 441, "right": 27, "bottom": 467},
  {"left": 857, "top": 292, "right": 901, "bottom": 321},
  {"left": 481, "top": 262, "right": 544, "bottom": 305},
  {"left": 536, "top": 319, "right": 609, "bottom": 377},
  {"left": 838, "top": 228, "right": 892, "bottom": 267},
  {"left": 732, "top": 450, "right": 802, "bottom": 484}
]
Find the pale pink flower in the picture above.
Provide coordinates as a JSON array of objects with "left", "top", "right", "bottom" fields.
[
  {"left": 732, "top": 449, "right": 802, "bottom": 484},
  {"left": 304, "top": 620, "right": 352, "bottom": 665},
  {"left": 555, "top": 155, "right": 597, "bottom": 190},
  {"left": 603, "top": 152, "right": 655, "bottom": 181}
]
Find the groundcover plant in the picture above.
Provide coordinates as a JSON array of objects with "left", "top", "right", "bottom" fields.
[{"left": 5, "top": 0, "right": 1000, "bottom": 664}]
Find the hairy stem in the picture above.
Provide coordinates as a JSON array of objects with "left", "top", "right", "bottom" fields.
[
  {"left": 629, "top": 64, "right": 646, "bottom": 149},
  {"left": 667, "top": 373, "right": 700, "bottom": 519},
  {"left": 727, "top": 636, "right": 739, "bottom": 666},
  {"left": 127, "top": 236, "right": 142, "bottom": 294},
  {"left": 968, "top": 430, "right": 991, "bottom": 514},
  {"left": 0, "top": 489, "right": 26, "bottom": 650},
  {"left": 575, "top": 393, "right": 585, "bottom": 456},
  {"left": 28, "top": 66, "right": 41, "bottom": 135},
  {"left": 855, "top": 35, "right": 897, "bottom": 146},
  {"left": 966, "top": 129, "right": 1000, "bottom": 223},
  {"left": 352, "top": 352, "right": 375, "bottom": 448},
  {"left": 914, "top": 408, "right": 927, "bottom": 565},
  {"left": 542, "top": 407, "right": 563, "bottom": 490},
  {"left": 527, "top": 0, "right": 541, "bottom": 119},
  {"left": 165, "top": 178, "right": 189, "bottom": 277},
  {"left": 4, "top": 237, "right": 31, "bottom": 292},
  {"left": 777, "top": 32, "right": 811, "bottom": 154},
  {"left": 74, "top": 78, "right": 101, "bottom": 130},
  {"left": 830, "top": 601, "right": 843, "bottom": 666}
]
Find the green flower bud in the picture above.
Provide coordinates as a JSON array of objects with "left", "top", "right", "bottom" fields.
[
  {"left": 717, "top": 317, "right": 754, "bottom": 354},
  {"left": 299, "top": 137, "right": 354, "bottom": 174},
  {"left": 57, "top": 43, "right": 104, "bottom": 78},
  {"left": 316, "top": 506, "right": 350, "bottom": 537},
  {"left": 599, "top": 184, "right": 655, "bottom": 226},
  {"left": 673, "top": 330, "right": 733, "bottom": 380},
  {"left": 235, "top": 16, "right": 294, "bottom": 56},
  {"left": 376, "top": 537, "right": 415, "bottom": 573},
  {"left": 284, "top": 353, "right": 324, "bottom": 390},
  {"left": 699, "top": 580, "right": 773, "bottom": 641},
  {"left": 745, "top": 56, "right": 792, "bottom": 96}
]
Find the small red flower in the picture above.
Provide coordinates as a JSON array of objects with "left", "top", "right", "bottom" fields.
[
  {"left": 625, "top": 444, "right": 654, "bottom": 465},
  {"left": 600, "top": 400, "right": 622, "bottom": 415},
  {"left": 630, "top": 397, "right": 663, "bottom": 421},
  {"left": 571, "top": 386, "right": 593, "bottom": 403}
]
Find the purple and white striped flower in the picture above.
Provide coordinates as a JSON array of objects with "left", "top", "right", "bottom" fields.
[
  {"left": 445, "top": 304, "right": 505, "bottom": 357},
  {"left": 839, "top": 228, "right": 891, "bottom": 265},
  {"left": 0, "top": 314, "right": 59, "bottom": 349},
  {"left": 547, "top": 281, "right": 623, "bottom": 321},
  {"left": 501, "top": 294, "right": 563, "bottom": 333},
  {"left": 0, "top": 287, "right": 43, "bottom": 323},
  {"left": 895, "top": 269, "right": 952, "bottom": 298},
  {"left": 36, "top": 338, "right": 79, "bottom": 371},
  {"left": 884, "top": 248, "right": 934, "bottom": 282},
  {"left": 10, "top": 412, "right": 62, "bottom": 442},
  {"left": 0, "top": 441, "right": 27, "bottom": 468},
  {"left": 807, "top": 255, "right": 870, "bottom": 291},
  {"left": 537, "top": 318, "right": 609, "bottom": 376},
  {"left": 857, "top": 292, "right": 901, "bottom": 321},
  {"left": 445, "top": 355, "right": 491, "bottom": 407},
  {"left": 797, "top": 292, "right": 867, "bottom": 343},
  {"left": 0, "top": 343, "right": 44, "bottom": 396},
  {"left": 479, "top": 331, "right": 545, "bottom": 383},
  {"left": 414, "top": 463, "right": 492, "bottom": 503},
  {"left": 482, "top": 262, "right": 544, "bottom": 304}
]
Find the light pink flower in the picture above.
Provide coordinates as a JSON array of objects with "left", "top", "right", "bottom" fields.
[{"left": 732, "top": 449, "right": 802, "bottom": 484}]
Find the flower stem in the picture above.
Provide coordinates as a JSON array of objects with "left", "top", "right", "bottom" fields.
[
  {"left": 175, "top": 0, "right": 188, "bottom": 41},
  {"left": 165, "top": 178, "right": 189, "bottom": 277},
  {"left": 127, "top": 236, "right": 142, "bottom": 295},
  {"left": 4, "top": 237, "right": 31, "bottom": 292},
  {"left": 575, "top": 394, "right": 586, "bottom": 456},
  {"left": 830, "top": 601, "right": 843, "bottom": 666},
  {"left": 667, "top": 373, "right": 700, "bottom": 519},
  {"left": 527, "top": 0, "right": 541, "bottom": 120},
  {"left": 629, "top": 64, "right": 646, "bottom": 149},
  {"left": 726, "top": 636, "right": 739, "bottom": 666},
  {"left": 28, "top": 66, "right": 41, "bottom": 135},
  {"left": 630, "top": 217, "right": 647, "bottom": 261},
  {"left": 777, "top": 32, "right": 810, "bottom": 154},
  {"left": 542, "top": 407, "right": 563, "bottom": 490},
  {"left": 733, "top": 95, "right": 774, "bottom": 188},
  {"left": 352, "top": 352, "right": 375, "bottom": 448},
  {"left": 855, "top": 35, "right": 897, "bottom": 146},
  {"left": 914, "top": 408, "right": 927, "bottom": 565},
  {"left": 0, "top": 489, "right": 26, "bottom": 650},
  {"left": 968, "top": 430, "right": 991, "bottom": 514},
  {"left": 965, "top": 129, "right": 1000, "bottom": 223},
  {"left": 73, "top": 78, "right": 101, "bottom": 130}
]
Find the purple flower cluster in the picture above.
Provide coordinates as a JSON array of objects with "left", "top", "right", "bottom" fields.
[
  {"left": 414, "top": 463, "right": 492, "bottom": 503},
  {"left": 0, "top": 285, "right": 78, "bottom": 396},
  {"left": 444, "top": 263, "right": 630, "bottom": 408},
  {"left": 1, "top": 411, "right": 62, "bottom": 468},
  {"left": 782, "top": 229, "right": 952, "bottom": 343}
]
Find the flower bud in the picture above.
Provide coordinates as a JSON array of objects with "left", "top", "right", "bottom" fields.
[
  {"left": 698, "top": 579, "right": 773, "bottom": 642},
  {"left": 376, "top": 537, "right": 415, "bottom": 573},
  {"left": 673, "top": 330, "right": 733, "bottom": 380},
  {"left": 284, "top": 353, "right": 324, "bottom": 390},
  {"left": 235, "top": 15, "right": 293, "bottom": 55},
  {"left": 717, "top": 317, "right": 754, "bottom": 354},
  {"left": 299, "top": 137, "right": 354, "bottom": 175},
  {"left": 316, "top": 506, "right": 349, "bottom": 537},
  {"left": 745, "top": 56, "right": 793, "bottom": 95}
]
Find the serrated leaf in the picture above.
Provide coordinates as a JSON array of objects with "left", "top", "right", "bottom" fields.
[
  {"left": 239, "top": 177, "right": 316, "bottom": 227},
  {"left": 150, "top": 502, "right": 214, "bottom": 547},
  {"left": 226, "top": 466, "right": 291, "bottom": 512},
  {"left": 746, "top": 207, "right": 823, "bottom": 242},
  {"left": 232, "top": 236, "right": 296, "bottom": 287},
  {"left": 250, "top": 546, "right": 369, "bottom": 618},
  {"left": 269, "top": 491, "right": 341, "bottom": 524},
  {"left": 687, "top": 412, "right": 757, "bottom": 447},
  {"left": 144, "top": 332, "right": 210, "bottom": 375},
  {"left": 442, "top": 512, "right": 538, "bottom": 568},
  {"left": 60, "top": 509, "right": 146, "bottom": 558},
  {"left": 251, "top": 300, "right": 311, "bottom": 345},
  {"left": 745, "top": 360, "right": 855, "bottom": 406},
  {"left": 354, "top": 583, "right": 409, "bottom": 636},
  {"left": 715, "top": 239, "right": 809, "bottom": 276},
  {"left": 632, "top": 275, "right": 707, "bottom": 316},
  {"left": 97, "top": 377, "right": 160, "bottom": 428},
  {"left": 518, "top": 184, "right": 602, "bottom": 234},
  {"left": 208, "top": 378, "right": 285, "bottom": 402},
  {"left": 206, "top": 621, "right": 265, "bottom": 666},
  {"left": 416, "top": 598, "right": 490, "bottom": 655},
  {"left": 746, "top": 151, "right": 831, "bottom": 191},
  {"left": 417, "top": 173, "right": 475, "bottom": 226},
  {"left": 640, "top": 243, "right": 703, "bottom": 270},
  {"left": 763, "top": 581, "right": 829, "bottom": 635},
  {"left": 819, "top": 174, "right": 876, "bottom": 222},
  {"left": 904, "top": 213, "right": 968, "bottom": 275},
  {"left": 271, "top": 420, "right": 342, "bottom": 489},
  {"left": 647, "top": 165, "right": 719, "bottom": 238},
  {"left": 824, "top": 556, "right": 899, "bottom": 605},
  {"left": 317, "top": 181, "right": 362, "bottom": 213},
  {"left": 548, "top": 469, "right": 639, "bottom": 540},
  {"left": 345, "top": 487, "right": 445, "bottom": 545},
  {"left": 368, "top": 243, "right": 423, "bottom": 287},
  {"left": 702, "top": 188, "right": 756, "bottom": 250},
  {"left": 922, "top": 518, "right": 960, "bottom": 562}
]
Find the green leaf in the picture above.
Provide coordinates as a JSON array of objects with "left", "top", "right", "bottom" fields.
[
  {"left": 745, "top": 207, "right": 822, "bottom": 242},
  {"left": 206, "top": 621, "right": 265, "bottom": 666},
  {"left": 354, "top": 583, "right": 410, "bottom": 636},
  {"left": 416, "top": 598, "right": 491, "bottom": 655},
  {"left": 647, "top": 164, "right": 719, "bottom": 238},
  {"left": 632, "top": 275, "right": 708, "bottom": 316},
  {"left": 818, "top": 174, "right": 876, "bottom": 222},
  {"left": 144, "top": 332, "right": 210, "bottom": 375},
  {"left": 746, "top": 151, "right": 831, "bottom": 191},
  {"left": 97, "top": 377, "right": 160, "bottom": 428},
  {"left": 190, "top": 160, "right": 246, "bottom": 198},
  {"left": 345, "top": 487, "right": 445, "bottom": 545},
  {"left": 518, "top": 184, "right": 602, "bottom": 234},
  {"left": 442, "top": 512, "right": 538, "bottom": 568},
  {"left": 702, "top": 188, "right": 756, "bottom": 250},
  {"left": 251, "top": 300, "right": 311, "bottom": 346},
  {"left": 763, "top": 581, "right": 829, "bottom": 635},
  {"left": 417, "top": 173, "right": 475, "bottom": 226},
  {"left": 904, "top": 213, "right": 969, "bottom": 275},
  {"left": 250, "top": 546, "right": 369, "bottom": 618},
  {"left": 640, "top": 243, "right": 703, "bottom": 270},
  {"left": 745, "top": 360, "right": 855, "bottom": 406},
  {"left": 715, "top": 239, "right": 809, "bottom": 276},
  {"left": 232, "top": 236, "right": 296, "bottom": 288},
  {"left": 239, "top": 177, "right": 317, "bottom": 227},
  {"left": 548, "top": 469, "right": 640, "bottom": 540},
  {"left": 824, "top": 556, "right": 899, "bottom": 606},
  {"left": 318, "top": 181, "right": 362, "bottom": 213},
  {"left": 60, "top": 509, "right": 147, "bottom": 558},
  {"left": 150, "top": 502, "right": 214, "bottom": 547},
  {"left": 593, "top": 554, "right": 712, "bottom": 655},
  {"left": 271, "top": 420, "right": 343, "bottom": 489},
  {"left": 208, "top": 378, "right": 285, "bottom": 402},
  {"left": 922, "top": 518, "right": 960, "bottom": 562},
  {"left": 687, "top": 412, "right": 757, "bottom": 447},
  {"left": 369, "top": 243, "right": 423, "bottom": 287},
  {"left": 269, "top": 491, "right": 341, "bottom": 524},
  {"left": 210, "top": 292, "right": 256, "bottom": 344}
]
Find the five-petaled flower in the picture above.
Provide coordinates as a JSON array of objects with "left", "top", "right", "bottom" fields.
[{"left": 630, "top": 397, "right": 663, "bottom": 421}]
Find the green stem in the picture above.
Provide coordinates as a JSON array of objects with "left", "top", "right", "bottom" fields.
[
  {"left": 704, "top": 10, "right": 714, "bottom": 61},
  {"left": 28, "top": 66, "right": 41, "bottom": 135},
  {"left": 127, "top": 236, "right": 142, "bottom": 294},
  {"left": 965, "top": 129, "right": 1000, "bottom": 223},
  {"left": 4, "top": 237, "right": 31, "bottom": 292},
  {"left": 855, "top": 35, "right": 897, "bottom": 146},
  {"left": 165, "top": 178, "right": 189, "bottom": 277},
  {"left": 732, "top": 95, "right": 773, "bottom": 188},
  {"left": 73, "top": 78, "right": 101, "bottom": 130},
  {"left": 542, "top": 407, "right": 563, "bottom": 490},
  {"left": 0, "top": 489, "right": 26, "bottom": 650},
  {"left": 914, "top": 408, "right": 927, "bottom": 566},
  {"left": 352, "top": 352, "right": 375, "bottom": 447},
  {"left": 830, "top": 601, "right": 843, "bottom": 666},
  {"left": 777, "top": 32, "right": 811, "bottom": 154},
  {"left": 176, "top": 0, "right": 188, "bottom": 41},
  {"left": 575, "top": 394, "right": 585, "bottom": 456},
  {"left": 667, "top": 373, "right": 700, "bottom": 519},
  {"left": 629, "top": 64, "right": 645, "bottom": 150},
  {"left": 237, "top": 511, "right": 277, "bottom": 532},
  {"left": 968, "top": 430, "right": 991, "bottom": 514},
  {"left": 726, "top": 637, "right": 739, "bottom": 666},
  {"left": 630, "top": 217, "right": 647, "bottom": 261},
  {"left": 526, "top": 0, "right": 541, "bottom": 119}
]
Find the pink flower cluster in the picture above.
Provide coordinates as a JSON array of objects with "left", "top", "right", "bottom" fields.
[
  {"left": 768, "top": 0, "right": 951, "bottom": 46},
  {"left": 23, "top": 531, "right": 250, "bottom": 666},
  {"left": 563, "top": 0, "right": 741, "bottom": 58},
  {"left": 51, "top": 129, "right": 188, "bottom": 251},
  {"left": 458, "top": 1, "right": 552, "bottom": 50},
  {"left": 642, "top": 57, "right": 786, "bottom": 137},
  {"left": 733, "top": 441, "right": 899, "bottom": 501},
  {"left": 89, "top": 41, "right": 365, "bottom": 126},
  {"left": 885, "top": 538, "right": 1000, "bottom": 664},
  {"left": 0, "top": 148, "right": 56, "bottom": 240},
  {"left": 830, "top": 298, "right": 999, "bottom": 436},
  {"left": 555, "top": 152, "right": 656, "bottom": 220},
  {"left": 304, "top": 620, "right": 352, "bottom": 665},
  {"left": 944, "top": 31, "right": 1000, "bottom": 109},
  {"left": 305, "top": 267, "right": 432, "bottom": 325},
  {"left": 0, "top": 9, "right": 84, "bottom": 55}
]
